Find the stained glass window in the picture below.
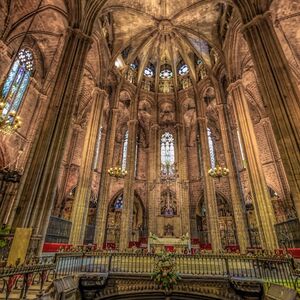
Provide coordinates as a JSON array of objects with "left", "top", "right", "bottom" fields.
[
  {"left": 179, "top": 64, "right": 189, "bottom": 76},
  {"left": 161, "top": 132, "right": 175, "bottom": 175},
  {"left": 207, "top": 128, "right": 216, "bottom": 169},
  {"left": 114, "top": 194, "right": 123, "bottom": 209},
  {"left": 2, "top": 49, "right": 34, "bottom": 116},
  {"left": 134, "top": 137, "right": 138, "bottom": 176},
  {"left": 130, "top": 63, "right": 137, "bottom": 70},
  {"left": 121, "top": 130, "right": 128, "bottom": 170},
  {"left": 93, "top": 126, "right": 103, "bottom": 169},
  {"left": 160, "top": 69, "right": 173, "bottom": 79},
  {"left": 237, "top": 129, "right": 246, "bottom": 168},
  {"left": 144, "top": 67, "right": 154, "bottom": 78},
  {"left": 196, "top": 59, "right": 203, "bottom": 65}
]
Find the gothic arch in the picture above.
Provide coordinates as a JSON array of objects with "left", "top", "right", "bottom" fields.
[
  {"left": 196, "top": 193, "right": 237, "bottom": 249},
  {"left": 105, "top": 190, "right": 146, "bottom": 249},
  {"left": 59, "top": 185, "right": 77, "bottom": 220}
]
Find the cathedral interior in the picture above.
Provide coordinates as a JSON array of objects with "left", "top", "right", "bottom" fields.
[{"left": 0, "top": 0, "right": 300, "bottom": 299}]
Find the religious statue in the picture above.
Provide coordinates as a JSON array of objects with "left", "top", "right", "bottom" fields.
[
  {"left": 159, "top": 102, "right": 175, "bottom": 124},
  {"left": 164, "top": 224, "right": 174, "bottom": 236}
]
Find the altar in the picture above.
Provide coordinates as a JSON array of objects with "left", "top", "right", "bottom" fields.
[{"left": 148, "top": 233, "right": 191, "bottom": 253}]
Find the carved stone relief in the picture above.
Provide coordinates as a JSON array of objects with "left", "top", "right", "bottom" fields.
[{"left": 159, "top": 101, "right": 175, "bottom": 125}]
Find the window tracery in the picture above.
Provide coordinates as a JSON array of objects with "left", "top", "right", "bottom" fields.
[
  {"left": 2, "top": 48, "right": 34, "bottom": 116},
  {"left": 144, "top": 64, "right": 154, "bottom": 78},
  {"left": 160, "top": 189, "right": 177, "bottom": 217},
  {"left": 160, "top": 69, "right": 173, "bottom": 79},
  {"left": 114, "top": 194, "right": 123, "bottom": 210},
  {"left": 237, "top": 129, "right": 246, "bottom": 168},
  {"left": 207, "top": 128, "right": 216, "bottom": 169},
  {"left": 178, "top": 64, "right": 189, "bottom": 76},
  {"left": 161, "top": 132, "right": 175, "bottom": 176},
  {"left": 93, "top": 126, "right": 102, "bottom": 169},
  {"left": 121, "top": 130, "right": 128, "bottom": 170}
]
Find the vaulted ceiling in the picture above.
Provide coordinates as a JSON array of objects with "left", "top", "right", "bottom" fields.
[{"left": 98, "top": 0, "right": 226, "bottom": 88}]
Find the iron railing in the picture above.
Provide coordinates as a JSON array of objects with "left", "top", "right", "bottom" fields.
[{"left": 0, "top": 257, "right": 55, "bottom": 300}]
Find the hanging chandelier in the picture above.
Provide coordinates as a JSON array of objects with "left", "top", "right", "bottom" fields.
[
  {"left": 107, "top": 167, "right": 128, "bottom": 178},
  {"left": 0, "top": 101, "right": 21, "bottom": 135},
  {"left": 208, "top": 162, "right": 229, "bottom": 179}
]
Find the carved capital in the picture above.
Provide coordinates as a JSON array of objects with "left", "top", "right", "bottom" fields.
[
  {"left": 241, "top": 11, "right": 272, "bottom": 32},
  {"left": 92, "top": 87, "right": 108, "bottom": 99},
  {"left": 174, "top": 122, "right": 184, "bottom": 129},
  {"left": 196, "top": 116, "right": 206, "bottom": 123},
  {"left": 150, "top": 124, "right": 160, "bottom": 131},
  {"left": 128, "top": 119, "right": 138, "bottom": 126},
  {"left": 67, "top": 27, "right": 93, "bottom": 43},
  {"left": 216, "top": 103, "right": 225, "bottom": 112},
  {"left": 227, "top": 79, "right": 243, "bottom": 94}
]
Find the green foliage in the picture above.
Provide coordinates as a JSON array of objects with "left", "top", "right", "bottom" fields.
[
  {"left": 0, "top": 226, "right": 10, "bottom": 249},
  {"left": 151, "top": 252, "right": 181, "bottom": 290}
]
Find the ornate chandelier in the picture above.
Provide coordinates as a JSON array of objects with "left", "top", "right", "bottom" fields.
[
  {"left": 0, "top": 100, "right": 21, "bottom": 135},
  {"left": 107, "top": 167, "right": 128, "bottom": 178},
  {"left": 208, "top": 162, "right": 229, "bottom": 179}
]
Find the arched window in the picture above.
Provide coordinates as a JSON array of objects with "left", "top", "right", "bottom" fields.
[
  {"left": 93, "top": 126, "right": 103, "bottom": 169},
  {"left": 114, "top": 194, "right": 123, "bottom": 210},
  {"left": 207, "top": 128, "right": 216, "bottom": 169},
  {"left": 121, "top": 130, "right": 128, "bottom": 170},
  {"left": 161, "top": 132, "right": 175, "bottom": 175},
  {"left": 134, "top": 136, "right": 138, "bottom": 176},
  {"left": 2, "top": 49, "right": 34, "bottom": 116},
  {"left": 237, "top": 129, "right": 246, "bottom": 168}
]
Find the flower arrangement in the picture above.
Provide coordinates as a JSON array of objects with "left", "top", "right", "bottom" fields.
[{"left": 151, "top": 252, "right": 181, "bottom": 290}]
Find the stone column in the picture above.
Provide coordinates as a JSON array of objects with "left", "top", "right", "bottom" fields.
[
  {"left": 228, "top": 80, "right": 278, "bottom": 250},
  {"left": 194, "top": 87, "right": 222, "bottom": 251},
  {"left": 147, "top": 124, "right": 160, "bottom": 235},
  {"left": 94, "top": 107, "right": 119, "bottom": 247},
  {"left": 239, "top": 9, "right": 300, "bottom": 218},
  {"left": 175, "top": 122, "right": 191, "bottom": 236},
  {"left": 119, "top": 118, "right": 138, "bottom": 250},
  {"left": 216, "top": 100, "right": 249, "bottom": 252},
  {"left": 10, "top": 28, "right": 92, "bottom": 243},
  {"left": 262, "top": 119, "right": 296, "bottom": 218},
  {"left": 69, "top": 88, "right": 107, "bottom": 245},
  {"left": 54, "top": 126, "right": 80, "bottom": 216}
]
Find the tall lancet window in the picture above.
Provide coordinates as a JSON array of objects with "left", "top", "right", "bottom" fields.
[
  {"left": 207, "top": 128, "right": 216, "bottom": 169},
  {"left": 237, "top": 129, "right": 246, "bottom": 168},
  {"left": 134, "top": 136, "right": 138, "bottom": 176},
  {"left": 121, "top": 130, "right": 128, "bottom": 170},
  {"left": 93, "top": 126, "right": 102, "bottom": 169},
  {"left": 2, "top": 49, "right": 34, "bottom": 116},
  {"left": 161, "top": 132, "right": 175, "bottom": 176}
]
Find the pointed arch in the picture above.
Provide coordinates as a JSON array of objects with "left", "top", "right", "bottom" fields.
[
  {"left": 1, "top": 48, "right": 34, "bottom": 117},
  {"left": 160, "top": 131, "right": 175, "bottom": 176}
]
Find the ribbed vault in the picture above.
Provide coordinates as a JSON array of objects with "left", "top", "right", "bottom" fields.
[{"left": 97, "top": 0, "right": 227, "bottom": 92}]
